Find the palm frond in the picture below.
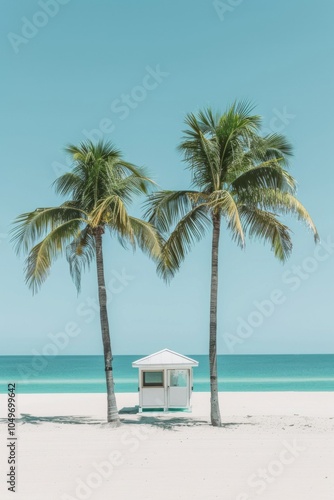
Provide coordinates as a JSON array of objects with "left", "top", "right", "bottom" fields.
[
  {"left": 218, "top": 100, "right": 261, "bottom": 146},
  {"left": 250, "top": 133, "right": 294, "bottom": 166},
  {"left": 157, "top": 205, "right": 211, "bottom": 281},
  {"left": 53, "top": 173, "right": 84, "bottom": 197},
  {"left": 231, "top": 161, "right": 296, "bottom": 193},
  {"left": 100, "top": 197, "right": 132, "bottom": 237},
  {"left": 65, "top": 140, "right": 121, "bottom": 164},
  {"left": 115, "top": 173, "right": 156, "bottom": 203},
  {"left": 248, "top": 189, "right": 319, "bottom": 242},
  {"left": 144, "top": 190, "right": 200, "bottom": 234},
  {"left": 11, "top": 205, "right": 87, "bottom": 254},
  {"left": 14, "top": 139, "right": 160, "bottom": 294},
  {"left": 128, "top": 217, "right": 163, "bottom": 261},
  {"left": 25, "top": 219, "right": 83, "bottom": 293},
  {"left": 66, "top": 227, "right": 95, "bottom": 293},
  {"left": 239, "top": 206, "right": 293, "bottom": 261},
  {"left": 179, "top": 101, "right": 262, "bottom": 190},
  {"left": 208, "top": 190, "right": 245, "bottom": 247},
  {"left": 196, "top": 107, "right": 220, "bottom": 133},
  {"left": 115, "top": 161, "right": 155, "bottom": 188}
]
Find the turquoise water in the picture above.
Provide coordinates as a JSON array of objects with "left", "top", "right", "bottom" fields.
[{"left": 0, "top": 355, "right": 333, "bottom": 393}]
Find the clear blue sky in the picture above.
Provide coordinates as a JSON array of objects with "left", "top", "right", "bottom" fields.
[{"left": 1, "top": 0, "right": 333, "bottom": 355}]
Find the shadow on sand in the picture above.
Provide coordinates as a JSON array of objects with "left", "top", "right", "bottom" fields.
[
  {"left": 119, "top": 406, "right": 256, "bottom": 430},
  {"left": 119, "top": 405, "right": 208, "bottom": 429},
  {"left": 0, "top": 414, "right": 104, "bottom": 425},
  {"left": 0, "top": 409, "right": 256, "bottom": 430},
  {"left": 0, "top": 412, "right": 207, "bottom": 429},
  {"left": 121, "top": 416, "right": 209, "bottom": 429}
]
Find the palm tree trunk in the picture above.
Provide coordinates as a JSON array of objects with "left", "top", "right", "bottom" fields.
[
  {"left": 209, "top": 213, "right": 222, "bottom": 426},
  {"left": 94, "top": 227, "right": 120, "bottom": 425}
]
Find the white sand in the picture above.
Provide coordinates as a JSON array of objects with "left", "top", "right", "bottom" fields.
[{"left": 1, "top": 392, "right": 334, "bottom": 499}]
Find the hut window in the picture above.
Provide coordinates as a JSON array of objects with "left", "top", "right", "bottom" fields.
[{"left": 143, "top": 371, "right": 164, "bottom": 387}]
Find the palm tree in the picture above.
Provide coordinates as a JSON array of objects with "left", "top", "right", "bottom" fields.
[
  {"left": 12, "top": 140, "right": 161, "bottom": 425},
  {"left": 146, "top": 102, "right": 319, "bottom": 426}
]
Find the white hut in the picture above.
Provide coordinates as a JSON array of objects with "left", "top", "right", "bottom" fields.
[{"left": 132, "top": 348, "right": 199, "bottom": 412}]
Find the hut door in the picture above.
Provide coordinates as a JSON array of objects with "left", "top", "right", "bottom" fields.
[{"left": 167, "top": 369, "right": 189, "bottom": 408}]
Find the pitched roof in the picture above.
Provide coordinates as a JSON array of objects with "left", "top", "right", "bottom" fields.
[{"left": 132, "top": 348, "right": 199, "bottom": 367}]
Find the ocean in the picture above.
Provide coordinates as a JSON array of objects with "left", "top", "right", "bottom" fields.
[{"left": 1, "top": 354, "right": 333, "bottom": 393}]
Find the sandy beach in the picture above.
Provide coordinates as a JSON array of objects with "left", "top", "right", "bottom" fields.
[{"left": 0, "top": 392, "right": 333, "bottom": 499}]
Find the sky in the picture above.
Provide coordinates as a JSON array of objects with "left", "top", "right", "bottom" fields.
[{"left": 1, "top": 0, "right": 334, "bottom": 356}]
